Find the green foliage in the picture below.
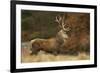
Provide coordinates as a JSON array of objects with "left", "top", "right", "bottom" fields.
[{"left": 21, "top": 10, "right": 62, "bottom": 41}]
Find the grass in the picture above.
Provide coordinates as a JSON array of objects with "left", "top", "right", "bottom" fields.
[{"left": 21, "top": 47, "right": 90, "bottom": 63}]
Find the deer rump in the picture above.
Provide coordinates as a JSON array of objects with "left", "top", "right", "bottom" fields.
[{"left": 30, "top": 38, "right": 61, "bottom": 55}]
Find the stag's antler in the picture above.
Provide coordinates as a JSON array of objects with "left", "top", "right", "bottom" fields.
[
  {"left": 55, "top": 15, "right": 62, "bottom": 28},
  {"left": 56, "top": 14, "right": 70, "bottom": 31}
]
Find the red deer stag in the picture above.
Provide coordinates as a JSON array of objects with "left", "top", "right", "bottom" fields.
[{"left": 30, "top": 15, "right": 70, "bottom": 55}]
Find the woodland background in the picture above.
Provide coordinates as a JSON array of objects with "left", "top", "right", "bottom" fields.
[{"left": 21, "top": 10, "right": 90, "bottom": 42}]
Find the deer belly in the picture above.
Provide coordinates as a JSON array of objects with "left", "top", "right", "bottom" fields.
[{"left": 40, "top": 40, "right": 58, "bottom": 51}]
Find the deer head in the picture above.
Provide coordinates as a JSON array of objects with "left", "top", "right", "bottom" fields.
[{"left": 55, "top": 14, "right": 70, "bottom": 40}]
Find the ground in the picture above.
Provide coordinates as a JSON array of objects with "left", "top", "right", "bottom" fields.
[{"left": 21, "top": 42, "right": 90, "bottom": 63}]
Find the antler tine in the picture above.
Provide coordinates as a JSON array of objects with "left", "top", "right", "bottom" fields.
[
  {"left": 55, "top": 16, "right": 58, "bottom": 23},
  {"left": 61, "top": 14, "right": 65, "bottom": 29},
  {"left": 55, "top": 15, "right": 62, "bottom": 24}
]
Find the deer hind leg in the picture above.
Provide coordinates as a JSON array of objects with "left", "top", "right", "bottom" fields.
[
  {"left": 30, "top": 44, "right": 40, "bottom": 55},
  {"left": 30, "top": 48, "right": 39, "bottom": 55}
]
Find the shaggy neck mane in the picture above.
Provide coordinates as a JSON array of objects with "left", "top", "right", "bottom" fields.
[{"left": 55, "top": 30, "right": 68, "bottom": 45}]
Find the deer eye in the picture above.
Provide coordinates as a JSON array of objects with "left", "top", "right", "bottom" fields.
[{"left": 64, "top": 24, "right": 69, "bottom": 28}]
